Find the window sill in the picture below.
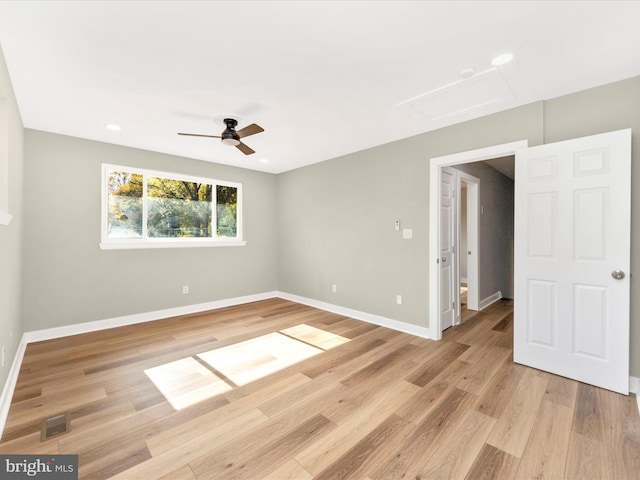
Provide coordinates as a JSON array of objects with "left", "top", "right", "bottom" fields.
[
  {"left": 99, "top": 239, "right": 247, "bottom": 250},
  {"left": 0, "top": 209, "right": 12, "bottom": 226}
]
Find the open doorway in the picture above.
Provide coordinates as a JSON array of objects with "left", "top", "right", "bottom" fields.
[
  {"left": 459, "top": 173, "right": 480, "bottom": 322},
  {"left": 428, "top": 140, "right": 526, "bottom": 340},
  {"left": 439, "top": 166, "right": 480, "bottom": 331}
]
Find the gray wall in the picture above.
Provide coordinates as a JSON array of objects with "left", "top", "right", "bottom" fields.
[
  {"left": 22, "top": 131, "right": 279, "bottom": 331},
  {"left": 454, "top": 162, "right": 514, "bottom": 301},
  {"left": 277, "top": 101, "right": 544, "bottom": 328},
  {"left": 0, "top": 46, "right": 23, "bottom": 392},
  {"left": 278, "top": 77, "right": 640, "bottom": 376}
]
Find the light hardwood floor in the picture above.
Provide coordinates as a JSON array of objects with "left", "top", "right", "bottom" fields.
[{"left": 1, "top": 298, "right": 639, "bottom": 479}]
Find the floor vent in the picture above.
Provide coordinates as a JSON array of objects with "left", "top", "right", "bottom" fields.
[{"left": 41, "top": 412, "right": 70, "bottom": 441}]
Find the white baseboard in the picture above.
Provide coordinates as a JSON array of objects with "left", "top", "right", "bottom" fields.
[
  {"left": 277, "top": 291, "right": 433, "bottom": 339},
  {"left": 23, "top": 291, "right": 279, "bottom": 344},
  {"left": 479, "top": 290, "right": 503, "bottom": 310},
  {"left": 631, "top": 376, "right": 640, "bottom": 415},
  {"left": 0, "top": 333, "right": 28, "bottom": 441}
]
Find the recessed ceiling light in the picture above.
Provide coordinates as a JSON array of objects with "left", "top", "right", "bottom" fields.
[
  {"left": 106, "top": 124, "right": 121, "bottom": 131},
  {"left": 259, "top": 158, "right": 269, "bottom": 164},
  {"left": 460, "top": 67, "right": 475, "bottom": 79},
  {"left": 491, "top": 53, "right": 514, "bottom": 66}
]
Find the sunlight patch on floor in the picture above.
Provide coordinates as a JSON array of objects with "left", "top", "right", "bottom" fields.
[
  {"left": 198, "top": 332, "right": 322, "bottom": 386},
  {"left": 281, "top": 323, "right": 350, "bottom": 350},
  {"left": 144, "top": 357, "right": 232, "bottom": 410},
  {"left": 145, "top": 324, "right": 350, "bottom": 410}
]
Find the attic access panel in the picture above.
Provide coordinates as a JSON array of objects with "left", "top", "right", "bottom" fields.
[{"left": 399, "top": 68, "right": 515, "bottom": 122}]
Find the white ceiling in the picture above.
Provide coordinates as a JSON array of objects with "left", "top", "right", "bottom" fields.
[{"left": 0, "top": 1, "right": 639, "bottom": 174}]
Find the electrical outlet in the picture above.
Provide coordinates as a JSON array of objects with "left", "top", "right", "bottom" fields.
[
  {"left": 182, "top": 285, "right": 189, "bottom": 294},
  {"left": 396, "top": 295, "right": 402, "bottom": 305},
  {"left": 332, "top": 284, "right": 337, "bottom": 293}
]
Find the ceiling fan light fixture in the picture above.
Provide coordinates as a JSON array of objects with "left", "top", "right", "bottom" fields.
[{"left": 222, "top": 137, "right": 240, "bottom": 146}]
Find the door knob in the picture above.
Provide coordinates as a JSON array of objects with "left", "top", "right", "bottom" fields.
[
  {"left": 442, "top": 257, "right": 447, "bottom": 263},
  {"left": 611, "top": 270, "right": 625, "bottom": 280}
]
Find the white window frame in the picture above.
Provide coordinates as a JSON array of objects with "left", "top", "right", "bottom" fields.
[{"left": 100, "top": 163, "right": 245, "bottom": 250}]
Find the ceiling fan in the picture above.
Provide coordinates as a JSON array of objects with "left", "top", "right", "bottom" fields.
[{"left": 178, "top": 118, "right": 264, "bottom": 155}]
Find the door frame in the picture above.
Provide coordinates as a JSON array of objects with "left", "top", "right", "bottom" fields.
[{"left": 428, "top": 139, "right": 528, "bottom": 340}]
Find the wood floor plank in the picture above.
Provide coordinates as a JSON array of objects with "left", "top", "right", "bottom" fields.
[
  {"left": 294, "top": 380, "right": 419, "bottom": 475},
  {"left": 416, "top": 409, "right": 496, "bottom": 480},
  {"left": 213, "top": 415, "right": 334, "bottom": 480},
  {"left": 109, "top": 408, "right": 270, "bottom": 480},
  {"left": 145, "top": 372, "right": 310, "bottom": 456},
  {"left": 515, "top": 400, "right": 573, "bottom": 478},
  {"left": 474, "top": 355, "right": 526, "bottom": 418},
  {"left": 370, "top": 387, "right": 478, "bottom": 480},
  {"left": 262, "top": 459, "right": 313, "bottom": 480},
  {"left": 5, "top": 386, "right": 108, "bottom": 431},
  {"left": 189, "top": 414, "right": 335, "bottom": 480},
  {"left": 313, "top": 414, "right": 415, "bottom": 480},
  {"left": 573, "top": 382, "right": 605, "bottom": 441},
  {"left": 540, "top": 370, "right": 579, "bottom": 408},
  {"left": 464, "top": 444, "right": 520, "bottom": 480},
  {"left": 300, "top": 338, "right": 386, "bottom": 379},
  {"left": 565, "top": 431, "right": 613, "bottom": 479},
  {"left": 456, "top": 344, "right": 511, "bottom": 396},
  {"left": 486, "top": 369, "right": 548, "bottom": 458},
  {"left": 395, "top": 359, "right": 472, "bottom": 425},
  {"left": 0, "top": 433, "right": 60, "bottom": 455},
  {"left": 157, "top": 465, "right": 197, "bottom": 480},
  {"left": 321, "top": 345, "right": 420, "bottom": 425},
  {"left": 597, "top": 387, "right": 640, "bottom": 479},
  {"left": 405, "top": 341, "right": 469, "bottom": 387}
]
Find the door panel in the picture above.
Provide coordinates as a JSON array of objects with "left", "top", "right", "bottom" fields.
[
  {"left": 440, "top": 167, "right": 456, "bottom": 330},
  {"left": 514, "top": 129, "right": 631, "bottom": 394},
  {"left": 527, "top": 279, "right": 556, "bottom": 347}
]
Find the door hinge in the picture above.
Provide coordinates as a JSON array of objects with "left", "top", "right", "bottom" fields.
[{"left": 452, "top": 301, "right": 455, "bottom": 309}]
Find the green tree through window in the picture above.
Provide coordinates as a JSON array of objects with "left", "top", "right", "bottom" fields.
[
  {"left": 108, "top": 171, "right": 143, "bottom": 237},
  {"left": 103, "top": 165, "right": 242, "bottom": 246},
  {"left": 217, "top": 185, "right": 238, "bottom": 237},
  {"left": 148, "top": 178, "right": 213, "bottom": 238}
]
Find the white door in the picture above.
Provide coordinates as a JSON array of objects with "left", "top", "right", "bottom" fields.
[
  {"left": 440, "top": 167, "right": 457, "bottom": 330},
  {"left": 514, "top": 129, "right": 631, "bottom": 394}
]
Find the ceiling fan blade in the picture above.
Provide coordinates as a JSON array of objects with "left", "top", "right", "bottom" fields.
[
  {"left": 236, "top": 123, "right": 264, "bottom": 138},
  {"left": 177, "top": 132, "right": 222, "bottom": 138},
  {"left": 236, "top": 142, "right": 255, "bottom": 155}
]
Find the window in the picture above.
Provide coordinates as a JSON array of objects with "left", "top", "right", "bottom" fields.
[{"left": 101, "top": 164, "right": 244, "bottom": 249}]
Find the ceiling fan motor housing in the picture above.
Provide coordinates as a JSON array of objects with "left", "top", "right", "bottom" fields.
[{"left": 221, "top": 118, "right": 240, "bottom": 145}]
